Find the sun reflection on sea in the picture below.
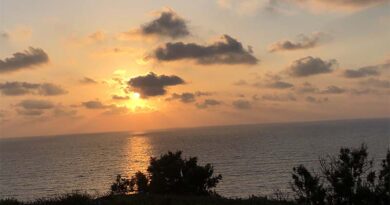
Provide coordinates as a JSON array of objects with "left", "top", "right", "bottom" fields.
[{"left": 125, "top": 135, "right": 153, "bottom": 177}]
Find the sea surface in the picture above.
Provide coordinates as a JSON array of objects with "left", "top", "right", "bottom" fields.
[{"left": 0, "top": 118, "right": 389, "bottom": 200}]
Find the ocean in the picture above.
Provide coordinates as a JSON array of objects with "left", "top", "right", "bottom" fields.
[{"left": 0, "top": 118, "right": 389, "bottom": 200}]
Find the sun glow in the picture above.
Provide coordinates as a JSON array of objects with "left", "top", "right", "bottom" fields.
[{"left": 132, "top": 92, "right": 141, "bottom": 99}]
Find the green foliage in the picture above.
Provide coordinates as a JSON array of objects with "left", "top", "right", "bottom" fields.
[{"left": 292, "top": 144, "right": 390, "bottom": 205}]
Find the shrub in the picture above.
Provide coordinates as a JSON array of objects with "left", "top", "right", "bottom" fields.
[
  {"left": 292, "top": 144, "right": 390, "bottom": 205},
  {"left": 111, "top": 174, "right": 134, "bottom": 195},
  {"left": 111, "top": 151, "right": 222, "bottom": 196}
]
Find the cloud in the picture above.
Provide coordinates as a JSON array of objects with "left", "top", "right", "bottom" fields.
[
  {"left": 152, "top": 35, "right": 258, "bottom": 65},
  {"left": 103, "top": 106, "right": 129, "bottom": 115},
  {"left": 0, "top": 47, "right": 49, "bottom": 74},
  {"left": 305, "top": 96, "right": 329, "bottom": 103},
  {"left": 82, "top": 100, "right": 111, "bottom": 109},
  {"left": 260, "top": 93, "right": 297, "bottom": 101},
  {"left": 167, "top": 91, "right": 212, "bottom": 103},
  {"left": 343, "top": 66, "right": 380, "bottom": 78},
  {"left": 253, "top": 73, "right": 294, "bottom": 89},
  {"left": 295, "top": 82, "right": 320, "bottom": 93},
  {"left": 265, "top": 81, "right": 294, "bottom": 89},
  {"left": 17, "top": 99, "right": 54, "bottom": 110},
  {"left": 359, "top": 78, "right": 390, "bottom": 88},
  {"left": 343, "top": 62, "right": 390, "bottom": 78},
  {"left": 80, "top": 77, "right": 98, "bottom": 84},
  {"left": 196, "top": 99, "right": 222, "bottom": 109},
  {"left": 141, "top": 9, "right": 190, "bottom": 39},
  {"left": 88, "top": 31, "right": 106, "bottom": 42},
  {"left": 53, "top": 106, "right": 78, "bottom": 118},
  {"left": 128, "top": 72, "right": 185, "bottom": 98},
  {"left": 274, "top": 0, "right": 388, "bottom": 12},
  {"left": 320, "top": 85, "right": 346, "bottom": 94},
  {"left": 167, "top": 92, "right": 196, "bottom": 103},
  {"left": 349, "top": 88, "right": 379, "bottom": 95},
  {"left": 287, "top": 56, "right": 337, "bottom": 77},
  {"left": 17, "top": 109, "right": 45, "bottom": 116},
  {"left": 112, "top": 95, "right": 130, "bottom": 100},
  {"left": 0, "top": 81, "right": 67, "bottom": 96},
  {"left": 268, "top": 32, "right": 330, "bottom": 52},
  {"left": 38, "top": 83, "right": 68, "bottom": 96},
  {"left": 232, "top": 99, "right": 252, "bottom": 109},
  {"left": 118, "top": 9, "right": 190, "bottom": 40}
]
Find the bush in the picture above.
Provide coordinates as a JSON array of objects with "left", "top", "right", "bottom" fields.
[
  {"left": 292, "top": 144, "right": 390, "bottom": 205},
  {"left": 111, "top": 151, "right": 222, "bottom": 196}
]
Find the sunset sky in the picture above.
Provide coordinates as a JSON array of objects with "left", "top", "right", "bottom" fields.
[{"left": 0, "top": 0, "right": 389, "bottom": 138}]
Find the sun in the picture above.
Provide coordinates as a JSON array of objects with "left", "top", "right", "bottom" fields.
[{"left": 132, "top": 92, "right": 141, "bottom": 99}]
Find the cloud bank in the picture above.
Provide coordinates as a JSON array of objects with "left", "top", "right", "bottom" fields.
[
  {"left": 0, "top": 47, "right": 49, "bottom": 74},
  {"left": 128, "top": 72, "right": 185, "bottom": 97},
  {"left": 153, "top": 35, "right": 258, "bottom": 65},
  {"left": 287, "top": 56, "right": 337, "bottom": 77}
]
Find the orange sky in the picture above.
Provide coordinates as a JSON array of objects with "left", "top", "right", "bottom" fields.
[{"left": 0, "top": 0, "right": 389, "bottom": 138}]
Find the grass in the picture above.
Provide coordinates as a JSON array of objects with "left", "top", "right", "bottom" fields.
[{"left": 0, "top": 193, "right": 295, "bottom": 205}]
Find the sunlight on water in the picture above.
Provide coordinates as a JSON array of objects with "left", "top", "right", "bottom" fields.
[{"left": 125, "top": 136, "right": 152, "bottom": 177}]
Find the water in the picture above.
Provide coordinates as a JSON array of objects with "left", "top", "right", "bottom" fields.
[{"left": 0, "top": 118, "right": 389, "bottom": 200}]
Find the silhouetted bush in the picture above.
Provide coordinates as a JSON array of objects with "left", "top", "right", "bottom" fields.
[
  {"left": 292, "top": 144, "right": 390, "bottom": 205},
  {"left": 111, "top": 151, "right": 222, "bottom": 196},
  {"left": 111, "top": 174, "right": 134, "bottom": 195}
]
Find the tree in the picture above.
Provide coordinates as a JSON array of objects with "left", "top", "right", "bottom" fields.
[
  {"left": 111, "top": 151, "right": 222, "bottom": 196},
  {"left": 292, "top": 144, "right": 390, "bottom": 205}
]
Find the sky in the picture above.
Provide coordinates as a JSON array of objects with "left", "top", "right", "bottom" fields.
[{"left": 0, "top": 0, "right": 389, "bottom": 138}]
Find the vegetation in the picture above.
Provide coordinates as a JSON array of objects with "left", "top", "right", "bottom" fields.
[
  {"left": 292, "top": 144, "right": 390, "bottom": 205},
  {"left": 1, "top": 145, "right": 389, "bottom": 205},
  {"left": 111, "top": 151, "right": 222, "bottom": 196},
  {"left": 0, "top": 193, "right": 294, "bottom": 205}
]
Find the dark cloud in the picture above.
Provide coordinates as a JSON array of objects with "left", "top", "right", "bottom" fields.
[
  {"left": 349, "top": 88, "right": 379, "bottom": 95},
  {"left": 232, "top": 99, "right": 252, "bottom": 110},
  {"left": 343, "top": 66, "right": 379, "bottom": 78},
  {"left": 268, "top": 32, "right": 329, "bottom": 52},
  {"left": 196, "top": 99, "right": 222, "bottom": 109},
  {"left": 153, "top": 35, "right": 258, "bottom": 65},
  {"left": 295, "top": 82, "right": 320, "bottom": 94},
  {"left": 82, "top": 100, "right": 111, "bottom": 109},
  {"left": 359, "top": 78, "right": 390, "bottom": 88},
  {"left": 128, "top": 72, "right": 185, "bottom": 98},
  {"left": 141, "top": 10, "right": 190, "bottom": 39},
  {"left": 0, "top": 47, "right": 49, "bottom": 74},
  {"left": 1, "top": 32, "right": 9, "bottom": 39},
  {"left": 306, "top": 96, "right": 328, "bottom": 104},
  {"left": 38, "top": 83, "right": 68, "bottom": 96},
  {"left": 112, "top": 95, "right": 130, "bottom": 100},
  {"left": 167, "top": 91, "right": 212, "bottom": 103},
  {"left": 18, "top": 99, "right": 54, "bottom": 110},
  {"left": 0, "top": 81, "right": 67, "bottom": 96},
  {"left": 288, "top": 56, "right": 337, "bottom": 77},
  {"left": 168, "top": 92, "right": 196, "bottom": 103},
  {"left": 17, "top": 109, "right": 45, "bottom": 116},
  {"left": 261, "top": 93, "right": 297, "bottom": 102},
  {"left": 265, "top": 81, "right": 294, "bottom": 89},
  {"left": 80, "top": 77, "right": 98, "bottom": 84},
  {"left": 343, "top": 62, "right": 390, "bottom": 78},
  {"left": 320, "top": 85, "right": 346, "bottom": 94}
]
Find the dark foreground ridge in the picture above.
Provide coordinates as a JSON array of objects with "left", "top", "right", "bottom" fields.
[
  {"left": 0, "top": 194, "right": 294, "bottom": 205},
  {"left": 1, "top": 144, "right": 389, "bottom": 205}
]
